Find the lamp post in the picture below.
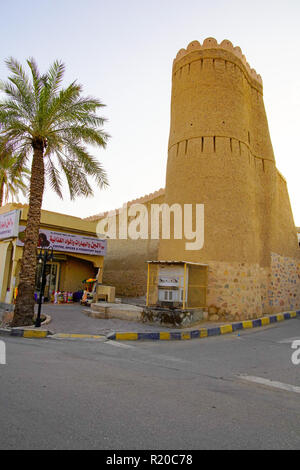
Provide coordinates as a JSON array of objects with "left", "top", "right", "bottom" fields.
[{"left": 35, "top": 246, "right": 53, "bottom": 328}]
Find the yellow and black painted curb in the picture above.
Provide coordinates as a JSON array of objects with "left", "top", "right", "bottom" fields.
[
  {"left": 0, "top": 310, "right": 299, "bottom": 342},
  {"left": 0, "top": 328, "right": 49, "bottom": 338},
  {"left": 107, "top": 310, "right": 300, "bottom": 341},
  {"left": 52, "top": 333, "right": 106, "bottom": 340},
  {"left": 0, "top": 328, "right": 106, "bottom": 340}
]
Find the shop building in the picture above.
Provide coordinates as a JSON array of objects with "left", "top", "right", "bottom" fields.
[{"left": 0, "top": 203, "right": 106, "bottom": 307}]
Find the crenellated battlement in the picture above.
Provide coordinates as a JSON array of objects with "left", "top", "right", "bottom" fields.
[
  {"left": 85, "top": 188, "right": 165, "bottom": 221},
  {"left": 173, "top": 37, "right": 262, "bottom": 87}
]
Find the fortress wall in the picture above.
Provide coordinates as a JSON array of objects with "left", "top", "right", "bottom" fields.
[
  {"left": 206, "top": 260, "right": 268, "bottom": 319},
  {"left": 268, "top": 252, "right": 300, "bottom": 313},
  {"left": 86, "top": 39, "right": 300, "bottom": 313},
  {"left": 271, "top": 172, "right": 299, "bottom": 258},
  {"left": 102, "top": 238, "right": 159, "bottom": 296},
  {"left": 160, "top": 43, "right": 268, "bottom": 265},
  {"left": 159, "top": 39, "right": 300, "bottom": 317},
  {"left": 160, "top": 140, "right": 263, "bottom": 264},
  {"left": 205, "top": 252, "right": 300, "bottom": 318},
  {"left": 95, "top": 192, "right": 165, "bottom": 297}
]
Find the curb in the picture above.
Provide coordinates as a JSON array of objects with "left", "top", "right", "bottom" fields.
[
  {"left": 0, "top": 310, "right": 299, "bottom": 342},
  {"left": 51, "top": 333, "right": 106, "bottom": 340},
  {"left": 106, "top": 310, "right": 300, "bottom": 341},
  {"left": 0, "top": 328, "right": 50, "bottom": 338},
  {"left": 0, "top": 314, "right": 51, "bottom": 337}
]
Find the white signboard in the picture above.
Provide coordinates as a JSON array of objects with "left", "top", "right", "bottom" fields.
[
  {"left": 0, "top": 210, "right": 20, "bottom": 240},
  {"left": 158, "top": 275, "right": 180, "bottom": 287},
  {"left": 158, "top": 265, "right": 185, "bottom": 287},
  {"left": 17, "top": 227, "right": 106, "bottom": 256}
]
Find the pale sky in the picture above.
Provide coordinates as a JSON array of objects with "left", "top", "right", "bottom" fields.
[{"left": 1, "top": 0, "right": 299, "bottom": 225}]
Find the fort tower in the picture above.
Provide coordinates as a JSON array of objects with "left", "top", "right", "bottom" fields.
[{"left": 158, "top": 38, "right": 299, "bottom": 317}]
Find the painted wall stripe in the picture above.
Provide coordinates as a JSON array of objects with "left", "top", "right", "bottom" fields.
[
  {"left": 138, "top": 332, "right": 160, "bottom": 340},
  {"left": 10, "top": 329, "right": 24, "bottom": 337},
  {"left": 159, "top": 332, "right": 171, "bottom": 340},
  {"left": 55, "top": 333, "right": 103, "bottom": 339},
  {"left": 171, "top": 332, "right": 183, "bottom": 340},
  {"left": 115, "top": 332, "right": 138, "bottom": 341},
  {"left": 23, "top": 330, "right": 48, "bottom": 338},
  {"left": 242, "top": 321, "right": 253, "bottom": 329},
  {"left": 181, "top": 332, "right": 191, "bottom": 340},
  {"left": 220, "top": 324, "right": 233, "bottom": 334},
  {"left": 207, "top": 327, "right": 220, "bottom": 336},
  {"left": 190, "top": 330, "right": 200, "bottom": 339},
  {"left": 232, "top": 322, "right": 243, "bottom": 331}
]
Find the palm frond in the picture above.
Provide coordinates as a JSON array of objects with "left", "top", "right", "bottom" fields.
[
  {"left": 27, "top": 58, "right": 43, "bottom": 103},
  {"left": 62, "top": 141, "right": 108, "bottom": 187},
  {"left": 45, "top": 159, "right": 63, "bottom": 198},
  {"left": 1, "top": 56, "right": 109, "bottom": 203},
  {"left": 0, "top": 142, "right": 30, "bottom": 205}
]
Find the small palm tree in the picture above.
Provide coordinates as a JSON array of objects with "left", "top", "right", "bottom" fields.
[
  {"left": 0, "top": 140, "right": 30, "bottom": 206},
  {"left": 0, "top": 58, "right": 109, "bottom": 326}
]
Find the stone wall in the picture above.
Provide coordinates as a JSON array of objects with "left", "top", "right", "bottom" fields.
[
  {"left": 88, "top": 190, "right": 165, "bottom": 297},
  {"left": 205, "top": 253, "right": 300, "bottom": 320},
  {"left": 268, "top": 253, "right": 300, "bottom": 313}
]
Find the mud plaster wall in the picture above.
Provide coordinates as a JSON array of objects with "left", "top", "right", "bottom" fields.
[
  {"left": 59, "top": 257, "right": 97, "bottom": 293},
  {"left": 158, "top": 39, "right": 300, "bottom": 317},
  {"left": 87, "top": 39, "right": 300, "bottom": 316},
  {"left": 99, "top": 193, "right": 165, "bottom": 297}
]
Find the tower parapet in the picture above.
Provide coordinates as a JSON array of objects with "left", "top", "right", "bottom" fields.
[{"left": 173, "top": 38, "right": 262, "bottom": 87}]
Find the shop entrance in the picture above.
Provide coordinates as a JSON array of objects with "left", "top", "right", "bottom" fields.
[{"left": 35, "top": 262, "right": 60, "bottom": 301}]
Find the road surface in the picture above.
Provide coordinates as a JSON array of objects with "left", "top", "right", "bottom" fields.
[{"left": 0, "top": 318, "right": 299, "bottom": 449}]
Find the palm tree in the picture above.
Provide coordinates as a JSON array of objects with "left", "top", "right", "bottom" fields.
[
  {"left": 0, "top": 58, "right": 109, "bottom": 326},
  {"left": 0, "top": 140, "right": 30, "bottom": 206}
]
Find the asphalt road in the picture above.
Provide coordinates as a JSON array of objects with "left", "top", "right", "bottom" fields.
[{"left": 0, "top": 318, "right": 299, "bottom": 450}]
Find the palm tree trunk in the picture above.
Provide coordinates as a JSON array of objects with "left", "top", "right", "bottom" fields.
[
  {"left": 12, "top": 140, "right": 45, "bottom": 327},
  {"left": 0, "top": 182, "right": 3, "bottom": 207}
]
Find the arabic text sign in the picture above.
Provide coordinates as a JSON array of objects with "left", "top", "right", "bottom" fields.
[
  {"left": 39, "top": 230, "right": 107, "bottom": 256},
  {"left": 0, "top": 210, "right": 20, "bottom": 240},
  {"left": 18, "top": 228, "right": 106, "bottom": 256}
]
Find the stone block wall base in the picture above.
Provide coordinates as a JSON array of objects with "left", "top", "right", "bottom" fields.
[
  {"left": 89, "top": 302, "right": 143, "bottom": 321},
  {"left": 142, "top": 307, "right": 204, "bottom": 328}
]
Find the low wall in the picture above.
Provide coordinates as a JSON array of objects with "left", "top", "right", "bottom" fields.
[{"left": 206, "top": 253, "right": 300, "bottom": 319}]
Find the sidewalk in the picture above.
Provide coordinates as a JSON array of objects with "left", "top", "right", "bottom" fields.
[
  {"left": 34, "top": 302, "right": 178, "bottom": 335},
  {"left": 2, "top": 301, "right": 220, "bottom": 335},
  {"left": 34, "top": 302, "right": 232, "bottom": 335},
  {"left": 1, "top": 302, "right": 299, "bottom": 341}
]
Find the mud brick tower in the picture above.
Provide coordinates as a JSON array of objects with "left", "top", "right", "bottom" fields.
[{"left": 158, "top": 38, "right": 300, "bottom": 318}]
